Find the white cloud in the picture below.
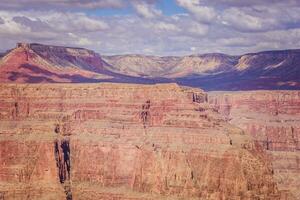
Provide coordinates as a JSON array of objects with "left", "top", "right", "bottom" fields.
[
  {"left": 146, "top": 21, "right": 181, "bottom": 32},
  {"left": 0, "top": 17, "right": 30, "bottom": 36},
  {"left": 220, "top": 7, "right": 291, "bottom": 32},
  {"left": 68, "top": 33, "right": 93, "bottom": 46},
  {"left": 0, "top": 0, "right": 125, "bottom": 10},
  {"left": 221, "top": 8, "right": 264, "bottom": 32},
  {"left": 176, "top": 0, "right": 216, "bottom": 23},
  {"left": 38, "top": 12, "right": 109, "bottom": 32},
  {"left": 216, "top": 37, "right": 254, "bottom": 47},
  {"left": 0, "top": 10, "right": 107, "bottom": 48},
  {"left": 131, "top": 1, "right": 162, "bottom": 19},
  {"left": 0, "top": 0, "right": 300, "bottom": 56},
  {"left": 187, "top": 21, "right": 209, "bottom": 36}
]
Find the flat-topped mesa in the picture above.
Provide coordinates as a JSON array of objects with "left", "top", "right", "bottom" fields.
[
  {"left": 14, "top": 43, "right": 100, "bottom": 62},
  {"left": 28, "top": 43, "right": 97, "bottom": 56},
  {"left": 0, "top": 43, "right": 112, "bottom": 83}
]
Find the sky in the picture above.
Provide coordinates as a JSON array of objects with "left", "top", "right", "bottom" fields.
[{"left": 0, "top": 0, "right": 300, "bottom": 56}]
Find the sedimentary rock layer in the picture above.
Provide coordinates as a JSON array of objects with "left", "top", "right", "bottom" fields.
[
  {"left": 0, "top": 83, "right": 281, "bottom": 199},
  {"left": 208, "top": 91, "right": 300, "bottom": 199},
  {"left": 1, "top": 43, "right": 300, "bottom": 90}
]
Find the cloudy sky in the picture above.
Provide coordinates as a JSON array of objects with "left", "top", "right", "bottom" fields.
[{"left": 0, "top": 0, "right": 300, "bottom": 55}]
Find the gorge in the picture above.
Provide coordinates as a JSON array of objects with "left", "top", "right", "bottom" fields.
[{"left": 0, "top": 43, "right": 299, "bottom": 199}]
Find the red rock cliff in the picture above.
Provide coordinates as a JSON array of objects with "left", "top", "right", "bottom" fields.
[
  {"left": 0, "top": 83, "right": 281, "bottom": 200},
  {"left": 208, "top": 91, "right": 300, "bottom": 199}
]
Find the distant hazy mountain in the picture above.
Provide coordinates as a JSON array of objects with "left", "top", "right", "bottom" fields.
[
  {"left": 176, "top": 49, "right": 300, "bottom": 90},
  {"left": 0, "top": 43, "right": 160, "bottom": 84},
  {"left": 103, "top": 53, "right": 238, "bottom": 78},
  {"left": 0, "top": 43, "right": 299, "bottom": 90},
  {"left": 103, "top": 49, "right": 300, "bottom": 90}
]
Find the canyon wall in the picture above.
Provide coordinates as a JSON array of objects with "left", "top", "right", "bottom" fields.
[
  {"left": 1, "top": 43, "right": 300, "bottom": 90},
  {"left": 0, "top": 83, "right": 284, "bottom": 199},
  {"left": 208, "top": 91, "right": 300, "bottom": 199}
]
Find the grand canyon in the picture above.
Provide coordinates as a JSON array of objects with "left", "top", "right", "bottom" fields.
[{"left": 0, "top": 43, "right": 299, "bottom": 200}]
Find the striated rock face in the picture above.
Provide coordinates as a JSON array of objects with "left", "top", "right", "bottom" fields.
[
  {"left": 102, "top": 53, "right": 237, "bottom": 78},
  {"left": 208, "top": 91, "right": 300, "bottom": 199},
  {"left": 0, "top": 83, "right": 281, "bottom": 199},
  {"left": 102, "top": 55, "right": 180, "bottom": 78},
  {"left": 0, "top": 43, "right": 113, "bottom": 83},
  {"left": 1, "top": 43, "right": 300, "bottom": 90},
  {"left": 104, "top": 50, "right": 300, "bottom": 90}
]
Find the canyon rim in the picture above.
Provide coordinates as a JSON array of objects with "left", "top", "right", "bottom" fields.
[{"left": 1, "top": 0, "right": 300, "bottom": 200}]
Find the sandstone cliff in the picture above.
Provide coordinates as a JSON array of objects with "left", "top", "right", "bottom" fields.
[
  {"left": 0, "top": 83, "right": 280, "bottom": 200},
  {"left": 208, "top": 91, "right": 300, "bottom": 199}
]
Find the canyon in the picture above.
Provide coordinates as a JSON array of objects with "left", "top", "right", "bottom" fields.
[
  {"left": 0, "top": 83, "right": 287, "bottom": 200},
  {"left": 0, "top": 43, "right": 299, "bottom": 199},
  {"left": 0, "top": 43, "right": 300, "bottom": 90},
  {"left": 208, "top": 91, "right": 300, "bottom": 199}
]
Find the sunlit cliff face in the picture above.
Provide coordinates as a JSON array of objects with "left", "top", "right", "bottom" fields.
[{"left": 0, "top": 83, "right": 284, "bottom": 200}]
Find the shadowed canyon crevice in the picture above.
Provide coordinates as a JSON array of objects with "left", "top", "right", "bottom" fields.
[{"left": 54, "top": 139, "right": 72, "bottom": 200}]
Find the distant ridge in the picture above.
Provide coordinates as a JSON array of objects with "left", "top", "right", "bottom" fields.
[{"left": 0, "top": 42, "right": 299, "bottom": 90}]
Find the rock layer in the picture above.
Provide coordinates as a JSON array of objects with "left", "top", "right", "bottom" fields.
[
  {"left": 0, "top": 83, "right": 281, "bottom": 199},
  {"left": 208, "top": 91, "right": 300, "bottom": 199},
  {"left": 1, "top": 43, "right": 300, "bottom": 90},
  {"left": 0, "top": 43, "right": 113, "bottom": 83}
]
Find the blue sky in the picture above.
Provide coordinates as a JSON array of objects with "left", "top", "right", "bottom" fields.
[
  {"left": 0, "top": 0, "right": 300, "bottom": 55},
  {"left": 87, "top": 0, "right": 185, "bottom": 16}
]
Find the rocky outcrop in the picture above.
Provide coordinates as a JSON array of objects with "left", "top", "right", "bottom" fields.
[
  {"left": 208, "top": 91, "right": 300, "bottom": 199},
  {"left": 0, "top": 83, "right": 281, "bottom": 199},
  {"left": 0, "top": 43, "right": 113, "bottom": 83}
]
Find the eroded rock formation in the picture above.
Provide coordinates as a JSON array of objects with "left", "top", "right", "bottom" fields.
[
  {"left": 1, "top": 43, "right": 300, "bottom": 90},
  {"left": 208, "top": 91, "right": 300, "bottom": 199},
  {"left": 0, "top": 83, "right": 283, "bottom": 199}
]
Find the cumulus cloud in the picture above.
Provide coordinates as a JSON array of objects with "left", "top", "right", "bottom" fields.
[
  {"left": 187, "top": 21, "right": 209, "bottom": 36},
  {"left": 216, "top": 37, "right": 254, "bottom": 47},
  {"left": 176, "top": 0, "right": 216, "bottom": 23},
  {"left": 187, "top": 0, "right": 300, "bottom": 8},
  {"left": 131, "top": 0, "right": 162, "bottom": 19},
  {"left": 0, "top": 0, "right": 125, "bottom": 10},
  {"left": 1, "top": 11, "right": 108, "bottom": 33},
  {"left": 0, "top": 0, "right": 300, "bottom": 56},
  {"left": 0, "top": 10, "right": 108, "bottom": 47},
  {"left": 40, "top": 12, "right": 109, "bottom": 32},
  {"left": 221, "top": 8, "right": 266, "bottom": 32},
  {"left": 146, "top": 21, "right": 180, "bottom": 32}
]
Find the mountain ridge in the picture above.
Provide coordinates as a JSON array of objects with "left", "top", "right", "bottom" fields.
[{"left": 0, "top": 42, "right": 299, "bottom": 90}]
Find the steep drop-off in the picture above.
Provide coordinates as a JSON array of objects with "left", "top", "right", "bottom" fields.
[
  {"left": 208, "top": 91, "right": 300, "bottom": 199},
  {"left": 0, "top": 83, "right": 281, "bottom": 199}
]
